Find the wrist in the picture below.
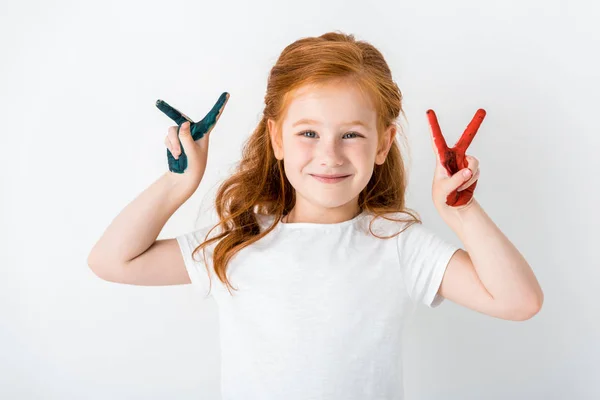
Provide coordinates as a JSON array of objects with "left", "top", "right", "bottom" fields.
[
  {"left": 438, "top": 197, "right": 479, "bottom": 233},
  {"left": 163, "top": 171, "right": 198, "bottom": 199}
]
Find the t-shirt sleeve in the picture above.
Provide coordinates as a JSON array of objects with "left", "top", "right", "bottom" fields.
[
  {"left": 175, "top": 226, "right": 214, "bottom": 299},
  {"left": 396, "top": 222, "right": 460, "bottom": 308}
]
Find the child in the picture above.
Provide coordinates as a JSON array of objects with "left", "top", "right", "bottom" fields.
[{"left": 88, "top": 31, "right": 543, "bottom": 399}]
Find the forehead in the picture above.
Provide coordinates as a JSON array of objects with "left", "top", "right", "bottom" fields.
[{"left": 283, "top": 82, "right": 376, "bottom": 128}]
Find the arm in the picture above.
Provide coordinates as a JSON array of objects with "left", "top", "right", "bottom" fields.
[
  {"left": 439, "top": 199, "right": 544, "bottom": 320},
  {"left": 88, "top": 92, "right": 230, "bottom": 283},
  {"left": 87, "top": 171, "right": 192, "bottom": 268},
  {"left": 426, "top": 109, "right": 543, "bottom": 320}
]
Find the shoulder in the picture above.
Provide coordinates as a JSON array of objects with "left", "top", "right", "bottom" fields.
[{"left": 176, "top": 220, "right": 224, "bottom": 254}]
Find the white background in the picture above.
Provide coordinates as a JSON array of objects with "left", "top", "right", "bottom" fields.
[{"left": 1, "top": 0, "right": 598, "bottom": 399}]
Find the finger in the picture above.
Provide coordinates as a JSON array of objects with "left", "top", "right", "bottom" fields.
[
  {"left": 465, "top": 155, "right": 479, "bottom": 171},
  {"left": 455, "top": 109, "right": 486, "bottom": 152},
  {"left": 448, "top": 167, "right": 473, "bottom": 192},
  {"left": 179, "top": 122, "right": 196, "bottom": 159},
  {"left": 178, "top": 121, "right": 193, "bottom": 149},
  {"left": 457, "top": 169, "right": 479, "bottom": 191},
  {"left": 165, "top": 133, "right": 181, "bottom": 160},
  {"left": 426, "top": 109, "right": 449, "bottom": 166},
  {"left": 155, "top": 100, "right": 195, "bottom": 126},
  {"left": 167, "top": 126, "right": 181, "bottom": 155},
  {"left": 164, "top": 135, "right": 176, "bottom": 159},
  {"left": 190, "top": 92, "right": 230, "bottom": 141},
  {"left": 457, "top": 168, "right": 480, "bottom": 191}
]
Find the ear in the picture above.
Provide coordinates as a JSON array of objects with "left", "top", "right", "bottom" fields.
[
  {"left": 375, "top": 125, "right": 396, "bottom": 165},
  {"left": 267, "top": 118, "right": 284, "bottom": 160}
]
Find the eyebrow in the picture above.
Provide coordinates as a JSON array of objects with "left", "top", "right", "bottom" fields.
[{"left": 292, "top": 118, "right": 369, "bottom": 128}]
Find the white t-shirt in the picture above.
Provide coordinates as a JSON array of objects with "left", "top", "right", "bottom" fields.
[{"left": 176, "top": 210, "right": 459, "bottom": 400}]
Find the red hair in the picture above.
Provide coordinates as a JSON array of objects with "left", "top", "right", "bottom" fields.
[{"left": 195, "top": 31, "right": 421, "bottom": 294}]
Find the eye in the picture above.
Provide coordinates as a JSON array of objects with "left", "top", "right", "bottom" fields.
[
  {"left": 300, "top": 130, "right": 317, "bottom": 138},
  {"left": 298, "top": 130, "right": 364, "bottom": 139}
]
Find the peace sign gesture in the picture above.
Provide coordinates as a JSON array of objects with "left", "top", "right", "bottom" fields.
[
  {"left": 156, "top": 91, "right": 230, "bottom": 175},
  {"left": 427, "top": 108, "right": 486, "bottom": 210}
]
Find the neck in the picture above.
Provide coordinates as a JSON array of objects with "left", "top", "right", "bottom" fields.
[{"left": 283, "top": 205, "right": 362, "bottom": 224}]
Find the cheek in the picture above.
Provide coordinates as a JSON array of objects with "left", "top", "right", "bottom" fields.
[
  {"left": 348, "top": 146, "right": 376, "bottom": 165},
  {"left": 283, "top": 140, "right": 313, "bottom": 164}
]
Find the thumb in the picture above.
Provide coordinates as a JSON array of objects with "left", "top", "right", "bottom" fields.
[
  {"left": 178, "top": 121, "right": 199, "bottom": 161},
  {"left": 448, "top": 168, "right": 472, "bottom": 191},
  {"left": 178, "top": 121, "right": 195, "bottom": 150}
]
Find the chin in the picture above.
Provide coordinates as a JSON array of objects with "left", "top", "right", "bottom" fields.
[{"left": 305, "top": 191, "right": 362, "bottom": 210}]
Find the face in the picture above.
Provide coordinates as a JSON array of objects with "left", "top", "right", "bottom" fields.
[{"left": 268, "top": 81, "right": 395, "bottom": 219}]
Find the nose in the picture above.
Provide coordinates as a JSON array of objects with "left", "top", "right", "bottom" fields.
[{"left": 317, "top": 137, "right": 344, "bottom": 167}]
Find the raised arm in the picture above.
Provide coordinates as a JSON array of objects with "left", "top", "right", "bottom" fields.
[{"left": 87, "top": 92, "right": 230, "bottom": 285}]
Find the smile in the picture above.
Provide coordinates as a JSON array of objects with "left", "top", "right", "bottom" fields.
[{"left": 310, "top": 174, "right": 351, "bottom": 184}]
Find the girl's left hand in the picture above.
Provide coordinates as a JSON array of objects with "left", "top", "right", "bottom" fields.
[
  {"left": 431, "top": 152, "right": 480, "bottom": 212},
  {"left": 426, "top": 109, "right": 486, "bottom": 213}
]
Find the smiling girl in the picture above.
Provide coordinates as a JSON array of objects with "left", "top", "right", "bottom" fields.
[{"left": 88, "top": 31, "right": 543, "bottom": 400}]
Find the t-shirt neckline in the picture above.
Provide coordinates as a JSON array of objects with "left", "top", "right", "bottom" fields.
[{"left": 276, "top": 210, "right": 367, "bottom": 229}]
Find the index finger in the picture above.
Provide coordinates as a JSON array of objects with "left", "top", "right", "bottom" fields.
[
  {"left": 426, "top": 109, "right": 450, "bottom": 160},
  {"left": 155, "top": 100, "right": 194, "bottom": 125}
]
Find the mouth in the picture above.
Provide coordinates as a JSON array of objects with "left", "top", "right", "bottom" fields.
[{"left": 310, "top": 174, "right": 351, "bottom": 184}]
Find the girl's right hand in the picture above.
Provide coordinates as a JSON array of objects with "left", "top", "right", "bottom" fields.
[
  {"left": 164, "top": 121, "right": 207, "bottom": 193},
  {"left": 162, "top": 93, "right": 230, "bottom": 194}
]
